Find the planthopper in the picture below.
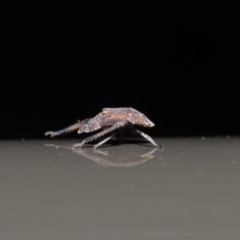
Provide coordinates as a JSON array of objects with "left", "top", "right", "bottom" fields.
[{"left": 45, "top": 107, "right": 163, "bottom": 149}]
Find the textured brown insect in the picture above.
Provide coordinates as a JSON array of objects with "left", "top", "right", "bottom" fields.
[{"left": 45, "top": 107, "right": 162, "bottom": 149}]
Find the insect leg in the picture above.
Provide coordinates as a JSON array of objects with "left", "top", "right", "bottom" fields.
[
  {"left": 73, "top": 122, "right": 125, "bottom": 149},
  {"left": 93, "top": 131, "right": 118, "bottom": 149},
  {"left": 45, "top": 121, "right": 86, "bottom": 137},
  {"left": 72, "top": 134, "right": 107, "bottom": 149},
  {"left": 135, "top": 129, "right": 163, "bottom": 148}
]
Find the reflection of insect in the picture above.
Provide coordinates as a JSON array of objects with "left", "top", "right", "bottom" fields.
[{"left": 45, "top": 107, "right": 163, "bottom": 149}]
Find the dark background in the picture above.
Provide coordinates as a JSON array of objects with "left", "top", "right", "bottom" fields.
[{"left": 1, "top": 2, "right": 239, "bottom": 139}]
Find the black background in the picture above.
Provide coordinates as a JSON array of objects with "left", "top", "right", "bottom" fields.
[{"left": 1, "top": 2, "right": 239, "bottom": 139}]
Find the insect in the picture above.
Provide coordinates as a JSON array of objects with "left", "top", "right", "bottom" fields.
[{"left": 45, "top": 107, "right": 162, "bottom": 149}]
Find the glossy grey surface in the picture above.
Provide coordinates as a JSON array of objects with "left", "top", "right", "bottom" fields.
[{"left": 1, "top": 137, "right": 240, "bottom": 240}]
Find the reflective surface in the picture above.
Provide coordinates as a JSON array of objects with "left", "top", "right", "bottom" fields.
[{"left": 1, "top": 137, "right": 240, "bottom": 240}]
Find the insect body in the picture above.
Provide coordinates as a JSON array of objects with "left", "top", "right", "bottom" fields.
[{"left": 45, "top": 107, "right": 162, "bottom": 149}]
